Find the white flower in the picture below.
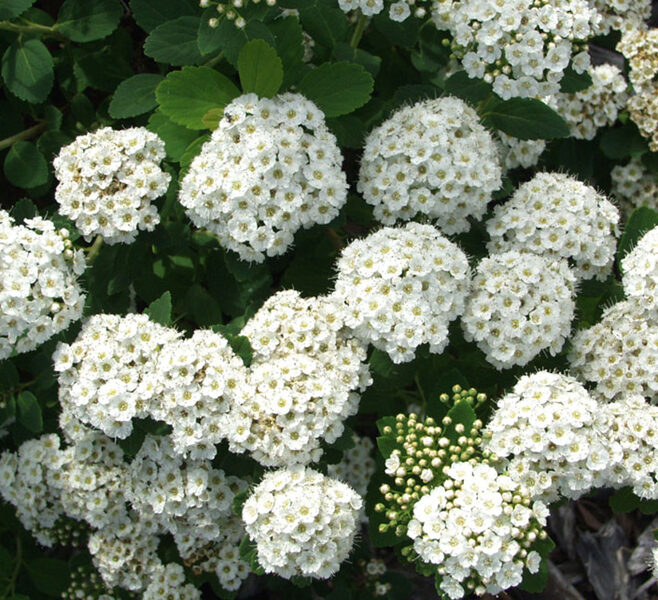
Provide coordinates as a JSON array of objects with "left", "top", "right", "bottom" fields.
[
  {"left": 611, "top": 156, "right": 658, "bottom": 218},
  {"left": 621, "top": 225, "right": 658, "bottom": 313}
]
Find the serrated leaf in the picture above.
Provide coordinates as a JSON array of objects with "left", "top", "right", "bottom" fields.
[
  {"left": 298, "top": 2, "right": 349, "bottom": 48},
  {"left": 148, "top": 110, "right": 199, "bottom": 162},
  {"left": 297, "top": 61, "right": 373, "bottom": 118},
  {"left": 600, "top": 125, "right": 648, "bottom": 160},
  {"left": 55, "top": 0, "right": 123, "bottom": 42},
  {"left": 201, "top": 107, "right": 224, "bottom": 130},
  {"left": 269, "top": 16, "right": 305, "bottom": 88},
  {"left": 0, "top": 0, "right": 35, "bottom": 20},
  {"left": 145, "top": 291, "right": 172, "bottom": 325},
  {"left": 131, "top": 0, "right": 199, "bottom": 33},
  {"left": 559, "top": 65, "right": 593, "bottom": 94},
  {"left": 4, "top": 142, "right": 48, "bottom": 189},
  {"left": 481, "top": 97, "right": 570, "bottom": 140},
  {"left": 17, "top": 391, "right": 42, "bottom": 433},
  {"left": 443, "top": 400, "right": 477, "bottom": 444},
  {"left": 10, "top": 198, "right": 38, "bottom": 223},
  {"left": 1, "top": 38, "right": 53, "bottom": 104},
  {"left": 444, "top": 71, "right": 492, "bottom": 104},
  {"left": 144, "top": 16, "right": 204, "bottom": 66},
  {"left": 204, "top": 18, "right": 276, "bottom": 68},
  {"left": 238, "top": 40, "right": 283, "bottom": 98},
  {"left": 156, "top": 66, "right": 240, "bottom": 129},
  {"left": 26, "top": 558, "right": 70, "bottom": 597},
  {"left": 616, "top": 206, "right": 658, "bottom": 268},
  {"left": 109, "top": 73, "right": 163, "bottom": 118}
]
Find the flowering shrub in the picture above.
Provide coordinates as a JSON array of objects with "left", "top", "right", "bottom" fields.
[{"left": 1, "top": 1, "right": 658, "bottom": 599}]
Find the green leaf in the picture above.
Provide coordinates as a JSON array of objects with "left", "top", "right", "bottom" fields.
[
  {"left": 269, "top": 16, "right": 305, "bottom": 88},
  {"left": 0, "top": 360, "right": 19, "bottom": 390},
  {"left": 298, "top": 2, "right": 348, "bottom": 48},
  {"left": 519, "top": 536, "right": 555, "bottom": 593},
  {"left": 55, "top": 0, "right": 123, "bottom": 42},
  {"left": 180, "top": 135, "right": 209, "bottom": 169},
  {"left": 297, "top": 62, "right": 373, "bottom": 118},
  {"left": 148, "top": 110, "right": 199, "bottom": 162},
  {"left": 1, "top": 38, "right": 53, "bottom": 103},
  {"left": 232, "top": 490, "right": 249, "bottom": 516},
  {"left": 481, "top": 98, "right": 570, "bottom": 140},
  {"left": 0, "top": 0, "right": 35, "bottom": 20},
  {"left": 145, "top": 291, "right": 172, "bottom": 326},
  {"left": 616, "top": 206, "right": 658, "bottom": 268},
  {"left": 156, "top": 66, "right": 240, "bottom": 129},
  {"left": 144, "top": 16, "right": 204, "bottom": 66},
  {"left": 73, "top": 45, "right": 133, "bottom": 93},
  {"left": 372, "top": 11, "right": 420, "bottom": 47},
  {"left": 109, "top": 73, "right": 163, "bottom": 118},
  {"left": 442, "top": 400, "right": 477, "bottom": 444},
  {"left": 184, "top": 284, "right": 222, "bottom": 327},
  {"left": 444, "top": 71, "right": 492, "bottom": 104},
  {"left": 0, "top": 544, "right": 12, "bottom": 579},
  {"left": 238, "top": 40, "right": 283, "bottom": 98},
  {"left": 205, "top": 18, "right": 276, "bottom": 68},
  {"left": 17, "top": 391, "right": 42, "bottom": 433},
  {"left": 4, "top": 142, "right": 48, "bottom": 189},
  {"left": 26, "top": 558, "right": 70, "bottom": 597},
  {"left": 600, "top": 125, "right": 648, "bottom": 159},
  {"left": 10, "top": 198, "right": 38, "bottom": 223},
  {"left": 131, "top": 0, "right": 199, "bottom": 33},
  {"left": 559, "top": 65, "right": 593, "bottom": 93}
]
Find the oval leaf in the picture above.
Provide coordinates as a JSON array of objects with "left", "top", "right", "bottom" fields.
[
  {"left": 444, "top": 71, "right": 492, "bottom": 104},
  {"left": 156, "top": 66, "right": 240, "bottom": 130},
  {"left": 1, "top": 38, "right": 53, "bottom": 104},
  {"left": 109, "top": 73, "right": 163, "bottom": 118},
  {"left": 145, "top": 290, "right": 172, "bottom": 326},
  {"left": 0, "top": 0, "right": 35, "bottom": 20},
  {"left": 297, "top": 61, "right": 373, "bottom": 118},
  {"left": 144, "top": 16, "right": 204, "bottom": 66},
  {"left": 55, "top": 0, "right": 122, "bottom": 42},
  {"left": 481, "top": 97, "right": 570, "bottom": 140},
  {"left": 131, "top": 0, "right": 199, "bottom": 33},
  {"left": 148, "top": 110, "right": 199, "bottom": 162},
  {"left": 238, "top": 39, "right": 283, "bottom": 98},
  {"left": 4, "top": 142, "right": 48, "bottom": 189},
  {"left": 17, "top": 391, "right": 43, "bottom": 433}
]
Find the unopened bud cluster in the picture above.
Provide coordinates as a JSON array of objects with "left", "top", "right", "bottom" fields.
[
  {"left": 337, "top": 0, "right": 431, "bottom": 21},
  {"left": 201, "top": 0, "right": 277, "bottom": 29}
]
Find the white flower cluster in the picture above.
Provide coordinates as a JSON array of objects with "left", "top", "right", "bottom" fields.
[
  {"left": 483, "top": 372, "right": 610, "bottom": 502},
  {"left": 0, "top": 211, "right": 85, "bottom": 359},
  {"left": 462, "top": 251, "right": 577, "bottom": 369},
  {"left": 0, "top": 434, "right": 65, "bottom": 547},
  {"left": 53, "top": 127, "right": 169, "bottom": 244},
  {"left": 497, "top": 133, "right": 545, "bottom": 171},
  {"left": 54, "top": 313, "right": 180, "bottom": 439},
  {"left": 553, "top": 64, "right": 628, "bottom": 140},
  {"left": 569, "top": 299, "right": 658, "bottom": 401},
  {"left": 621, "top": 226, "right": 658, "bottom": 313},
  {"left": 627, "top": 92, "right": 658, "bottom": 152},
  {"left": 143, "top": 564, "right": 201, "bottom": 600},
  {"left": 333, "top": 223, "right": 471, "bottom": 363},
  {"left": 179, "top": 92, "right": 348, "bottom": 262},
  {"left": 153, "top": 329, "right": 249, "bottom": 459},
  {"left": 432, "top": 0, "right": 600, "bottom": 99},
  {"left": 358, "top": 97, "right": 502, "bottom": 234},
  {"left": 589, "top": 0, "right": 651, "bottom": 34},
  {"left": 611, "top": 157, "right": 658, "bottom": 217},
  {"left": 227, "top": 290, "right": 370, "bottom": 466},
  {"left": 127, "top": 436, "right": 250, "bottom": 591},
  {"left": 407, "top": 461, "right": 548, "bottom": 600},
  {"left": 337, "top": 0, "right": 429, "bottom": 20},
  {"left": 486, "top": 172, "right": 620, "bottom": 280},
  {"left": 327, "top": 433, "right": 376, "bottom": 521},
  {"left": 242, "top": 466, "right": 362, "bottom": 579}
]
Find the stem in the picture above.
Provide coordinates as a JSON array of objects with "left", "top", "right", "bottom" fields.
[
  {"left": 0, "top": 20, "right": 68, "bottom": 41},
  {"left": 350, "top": 12, "right": 368, "bottom": 49},
  {"left": 203, "top": 52, "right": 224, "bottom": 68},
  {"left": 85, "top": 235, "right": 104, "bottom": 263},
  {"left": 0, "top": 379, "right": 35, "bottom": 400},
  {"left": 6, "top": 536, "right": 22, "bottom": 596},
  {"left": 0, "top": 122, "right": 47, "bottom": 152}
]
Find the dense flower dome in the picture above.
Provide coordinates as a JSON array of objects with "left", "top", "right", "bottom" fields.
[
  {"left": 226, "top": 290, "right": 371, "bottom": 466},
  {"left": 242, "top": 466, "right": 362, "bottom": 579},
  {"left": 569, "top": 299, "right": 658, "bottom": 401},
  {"left": 179, "top": 92, "right": 348, "bottom": 262},
  {"left": 432, "top": 0, "right": 600, "bottom": 99},
  {"left": 621, "top": 225, "right": 658, "bottom": 313},
  {"left": 589, "top": 0, "right": 651, "bottom": 34},
  {"left": 333, "top": 222, "right": 471, "bottom": 363},
  {"left": 0, "top": 211, "right": 86, "bottom": 359},
  {"left": 53, "top": 126, "right": 170, "bottom": 244},
  {"left": 486, "top": 172, "right": 620, "bottom": 280},
  {"left": 358, "top": 96, "right": 502, "bottom": 234},
  {"left": 611, "top": 156, "right": 658, "bottom": 217},
  {"left": 462, "top": 251, "right": 577, "bottom": 369}
]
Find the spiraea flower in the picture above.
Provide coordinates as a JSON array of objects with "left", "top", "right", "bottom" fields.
[
  {"left": 226, "top": 291, "right": 371, "bottom": 466},
  {"left": 483, "top": 371, "right": 611, "bottom": 502},
  {"left": 242, "top": 466, "right": 362, "bottom": 579},
  {"left": 486, "top": 172, "right": 620, "bottom": 280},
  {"left": 143, "top": 563, "right": 201, "bottom": 600},
  {"left": 179, "top": 93, "right": 348, "bottom": 262},
  {"left": 337, "top": 0, "right": 430, "bottom": 20},
  {"left": 358, "top": 96, "right": 502, "bottom": 234},
  {"left": 54, "top": 313, "right": 180, "bottom": 439},
  {"left": 0, "top": 211, "right": 85, "bottom": 359},
  {"left": 589, "top": 0, "right": 651, "bottom": 35},
  {"left": 621, "top": 225, "right": 658, "bottom": 313},
  {"left": 569, "top": 299, "right": 658, "bottom": 401},
  {"left": 333, "top": 223, "right": 471, "bottom": 363},
  {"left": 497, "top": 133, "right": 546, "bottom": 171},
  {"left": 617, "top": 28, "right": 658, "bottom": 94},
  {"left": 53, "top": 127, "right": 170, "bottom": 244},
  {"left": 462, "top": 251, "right": 577, "bottom": 369},
  {"left": 432, "top": 0, "right": 601, "bottom": 99},
  {"left": 611, "top": 156, "right": 658, "bottom": 217}
]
